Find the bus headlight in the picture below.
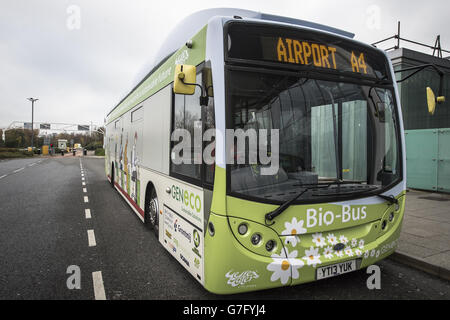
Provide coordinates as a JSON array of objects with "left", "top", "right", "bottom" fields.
[
  {"left": 389, "top": 212, "right": 395, "bottom": 222},
  {"left": 238, "top": 223, "right": 248, "bottom": 235},
  {"left": 265, "top": 240, "right": 276, "bottom": 252},
  {"left": 251, "top": 233, "right": 262, "bottom": 246}
]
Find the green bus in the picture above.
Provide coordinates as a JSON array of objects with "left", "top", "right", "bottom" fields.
[{"left": 104, "top": 9, "right": 405, "bottom": 294}]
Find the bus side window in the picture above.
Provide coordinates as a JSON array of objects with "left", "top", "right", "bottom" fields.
[
  {"left": 171, "top": 69, "right": 215, "bottom": 186},
  {"left": 171, "top": 73, "right": 203, "bottom": 181}
]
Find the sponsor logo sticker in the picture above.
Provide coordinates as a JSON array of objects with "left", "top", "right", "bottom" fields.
[{"left": 225, "top": 270, "right": 259, "bottom": 287}]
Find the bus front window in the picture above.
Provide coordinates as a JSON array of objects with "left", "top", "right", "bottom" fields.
[{"left": 227, "top": 69, "right": 401, "bottom": 203}]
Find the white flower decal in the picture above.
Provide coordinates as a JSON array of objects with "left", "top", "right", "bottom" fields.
[
  {"left": 355, "top": 249, "right": 362, "bottom": 257},
  {"left": 327, "top": 233, "right": 338, "bottom": 245},
  {"left": 351, "top": 238, "right": 358, "bottom": 248},
  {"left": 323, "top": 246, "right": 334, "bottom": 259},
  {"left": 364, "top": 250, "right": 370, "bottom": 259},
  {"left": 359, "top": 239, "right": 365, "bottom": 249},
  {"left": 339, "top": 235, "right": 349, "bottom": 245},
  {"left": 370, "top": 249, "right": 376, "bottom": 257},
  {"left": 376, "top": 250, "right": 380, "bottom": 258},
  {"left": 335, "top": 250, "right": 344, "bottom": 258},
  {"left": 267, "top": 248, "right": 304, "bottom": 285},
  {"left": 344, "top": 247, "right": 354, "bottom": 257},
  {"left": 312, "top": 233, "right": 326, "bottom": 248},
  {"left": 281, "top": 217, "right": 307, "bottom": 247},
  {"left": 303, "top": 247, "right": 322, "bottom": 267}
]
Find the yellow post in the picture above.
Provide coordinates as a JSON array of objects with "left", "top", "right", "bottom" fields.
[{"left": 42, "top": 145, "right": 49, "bottom": 155}]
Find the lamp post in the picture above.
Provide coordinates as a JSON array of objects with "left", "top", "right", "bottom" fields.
[{"left": 27, "top": 98, "right": 38, "bottom": 150}]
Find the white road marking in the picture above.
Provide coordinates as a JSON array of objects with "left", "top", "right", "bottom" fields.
[
  {"left": 0, "top": 174, "right": 7, "bottom": 180},
  {"left": 82, "top": 177, "right": 85, "bottom": 181},
  {"left": 87, "top": 229, "right": 96, "bottom": 247},
  {"left": 82, "top": 182, "right": 86, "bottom": 186},
  {"left": 83, "top": 188, "right": 87, "bottom": 193},
  {"left": 92, "top": 271, "right": 106, "bottom": 300},
  {"left": 13, "top": 167, "right": 24, "bottom": 173},
  {"left": 28, "top": 163, "right": 36, "bottom": 167},
  {"left": 85, "top": 209, "right": 91, "bottom": 219},
  {"left": 84, "top": 196, "right": 89, "bottom": 203}
]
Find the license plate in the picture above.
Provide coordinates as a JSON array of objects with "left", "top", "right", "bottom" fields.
[{"left": 316, "top": 260, "right": 357, "bottom": 280}]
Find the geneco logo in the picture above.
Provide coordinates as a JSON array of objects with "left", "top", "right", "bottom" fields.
[
  {"left": 225, "top": 270, "right": 259, "bottom": 287},
  {"left": 171, "top": 185, "right": 202, "bottom": 214}
]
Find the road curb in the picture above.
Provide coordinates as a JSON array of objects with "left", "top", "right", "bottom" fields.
[{"left": 389, "top": 251, "right": 450, "bottom": 282}]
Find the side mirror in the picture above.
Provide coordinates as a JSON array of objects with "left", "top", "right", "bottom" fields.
[
  {"left": 427, "top": 87, "right": 446, "bottom": 115},
  {"left": 173, "top": 64, "right": 196, "bottom": 95},
  {"left": 427, "top": 87, "right": 436, "bottom": 115}
]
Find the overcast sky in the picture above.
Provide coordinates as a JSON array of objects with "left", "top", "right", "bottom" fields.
[{"left": 0, "top": 0, "right": 448, "bottom": 128}]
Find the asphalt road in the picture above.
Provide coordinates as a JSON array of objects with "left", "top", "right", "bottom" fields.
[{"left": 0, "top": 156, "right": 449, "bottom": 300}]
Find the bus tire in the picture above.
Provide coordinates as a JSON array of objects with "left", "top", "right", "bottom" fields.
[{"left": 145, "top": 186, "right": 159, "bottom": 238}]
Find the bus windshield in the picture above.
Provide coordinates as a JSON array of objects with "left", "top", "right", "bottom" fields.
[{"left": 227, "top": 69, "right": 401, "bottom": 203}]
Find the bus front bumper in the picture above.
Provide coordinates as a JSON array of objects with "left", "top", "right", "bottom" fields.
[{"left": 203, "top": 208, "right": 404, "bottom": 294}]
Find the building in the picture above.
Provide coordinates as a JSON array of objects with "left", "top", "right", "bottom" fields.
[{"left": 388, "top": 48, "right": 450, "bottom": 192}]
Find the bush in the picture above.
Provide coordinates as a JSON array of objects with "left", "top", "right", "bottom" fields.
[
  {"left": 0, "top": 147, "right": 22, "bottom": 153},
  {"left": 0, "top": 148, "right": 34, "bottom": 159},
  {"left": 84, "top": 141, "right": 103, "bottom": 151},
  {"left": 95, "top": 148, "right": 105, "bottom": 156}
]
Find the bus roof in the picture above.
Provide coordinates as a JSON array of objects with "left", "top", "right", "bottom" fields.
[
  {"left": 107, "top": 8, "right": 354, "bottom": 120},
  {"left": 153, "top": 8, "right": 354, "bottom": 70}
]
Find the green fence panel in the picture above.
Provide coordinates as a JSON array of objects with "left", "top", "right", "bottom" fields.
[
  {"left": 405, "top": 129, "right": 438, "bottom": 191},
  {"left": 437, "top": 129, "right": 450, "bottom": 192}
]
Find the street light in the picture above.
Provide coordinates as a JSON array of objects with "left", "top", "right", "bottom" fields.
[{"left": 27, "top": 97, "right": 38, "bottom": 150}]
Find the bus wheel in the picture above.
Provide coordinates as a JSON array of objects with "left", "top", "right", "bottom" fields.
[{"left": 146, "top": 188, "right": 159, "bottom": 238}]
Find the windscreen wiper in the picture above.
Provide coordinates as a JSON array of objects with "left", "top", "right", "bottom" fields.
[
  {"left": 265, "top": 188, "right": 309, "bottom": 224},
  {"left": 264, "top": 183, "right": 333, "bottom": 224},
  {"left": 376, "top": 194, "right": 398, "bottom": 205}
]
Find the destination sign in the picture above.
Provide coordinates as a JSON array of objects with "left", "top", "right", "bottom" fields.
[
  {"left": 276, "top": 37, "right": 368, "bottom": 74},
  {"left": 226, "top": 22, "right": 389, "bottom": 80}
]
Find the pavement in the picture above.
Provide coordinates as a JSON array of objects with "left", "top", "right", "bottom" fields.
[{"left": 390, "top": 189, "right": 450, "bottom": 281}]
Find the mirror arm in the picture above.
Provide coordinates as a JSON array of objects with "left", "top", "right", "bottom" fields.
[
  {"left": 179, "top": 78, "right": 210, "bottom": 106},
  {"left": 395, "top": 63, "right": 445, "bottom": 97}
]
